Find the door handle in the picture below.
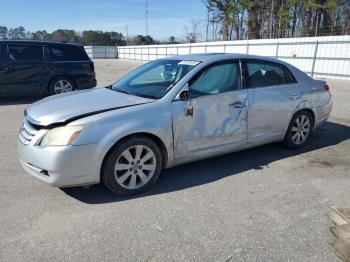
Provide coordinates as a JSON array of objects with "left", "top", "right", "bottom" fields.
[
  {"left": 229, "top": 101, "right": 245, "bottom": 108},
  {"left": 288, "top": 94, "right": 300, "bottom": 100},
  {"left": 185, "top": 102, "right": 193, "bottom": 117}
]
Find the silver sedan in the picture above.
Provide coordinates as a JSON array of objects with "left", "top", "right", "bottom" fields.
[{"left": 18, "top": 54, "right": 333, "bottom": 195}]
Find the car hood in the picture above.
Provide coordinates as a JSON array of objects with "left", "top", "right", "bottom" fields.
[{"left": 25, "top": 88, "right": 154, "bottom": 127}]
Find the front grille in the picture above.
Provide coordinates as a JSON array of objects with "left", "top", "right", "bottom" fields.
[{"left": 19, "top": 120, "right": 39, "bottom": 145}]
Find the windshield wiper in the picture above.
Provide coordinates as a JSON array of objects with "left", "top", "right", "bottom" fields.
[
  {"left": 113, "top": 88, "right": 136, "bottom": 96},
  {"left": 137, "top": 94, "right": 158, "bottom": 99},
  {"left": 113, "top": 88, "right": 157, "bottom": 99}
]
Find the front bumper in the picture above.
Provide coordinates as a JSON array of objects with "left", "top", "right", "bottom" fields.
[{"left": 18, "top": 140, "right": 100, "bottom": 187}]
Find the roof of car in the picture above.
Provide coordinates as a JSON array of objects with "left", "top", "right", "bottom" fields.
[
  {"left": 0, "top": 40, "right": 82, "bottom": 46},
  {"left": 167, "top": 53, "right": 283, "bottom": 64}
]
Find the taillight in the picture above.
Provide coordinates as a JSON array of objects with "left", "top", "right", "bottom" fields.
[
  {"left": 89, "top": 62, "right": 95, "bottom": 72},
  {"left": 324, "top": 84, "right": 330, "bottom": 92}
]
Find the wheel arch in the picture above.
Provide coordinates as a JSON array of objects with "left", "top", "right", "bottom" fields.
[
  {"left": 292, "top": 108, "right": 316, "bottom": 129},
  {"left": 283, "top": 107, "right": 316, "bottom": 140},
  {"left": 100, "top": 132, "right": 169, "bottom": 178}
]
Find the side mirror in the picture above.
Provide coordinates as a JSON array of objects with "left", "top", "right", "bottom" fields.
[
  {"left": 179, "top": 90, "right": 189, "bottom": 100},
  {"left": 175, "top": 83, "right": 191, "bottom": 101}
]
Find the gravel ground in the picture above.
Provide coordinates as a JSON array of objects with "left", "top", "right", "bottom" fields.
[{"left": 0, "top": 59, "right": 349, "bottom": 262}]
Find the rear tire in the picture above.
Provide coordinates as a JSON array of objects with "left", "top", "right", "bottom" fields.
[
  {"left": 283, "top": 110, "right": 313, "bottom": 149},
  {"left": 102, "top": 136, "right": 163, "bottom": 195},
  {"left": 49, "top": 76, "right": 75, "bottom": 95}
]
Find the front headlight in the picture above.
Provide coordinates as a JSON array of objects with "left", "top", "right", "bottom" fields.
[{"left": 40, "top": 125, "right": 85, "bottom": 147}]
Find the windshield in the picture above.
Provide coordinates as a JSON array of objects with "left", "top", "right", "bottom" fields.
[{"left": 111, "top": 59, "right": 200, "bottom": 99}]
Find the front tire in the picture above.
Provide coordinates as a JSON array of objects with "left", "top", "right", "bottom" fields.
[
  {"left": 102, "top": 136, "right": 163, "bottom": 195},
  {"left": 283, "top": 110, "right": 313, "bottom": 149}
]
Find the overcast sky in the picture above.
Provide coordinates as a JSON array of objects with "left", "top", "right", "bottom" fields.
[{"left": 1, "top": 0, "right": 206, "bottom": 40}]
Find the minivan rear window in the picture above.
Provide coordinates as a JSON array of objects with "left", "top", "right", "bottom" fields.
[
  {"left": 7, "top": 45, "right": 43, "bottom": 62},
  {"left": 49, "top": 45, "right": 89, "bottom": 61}
]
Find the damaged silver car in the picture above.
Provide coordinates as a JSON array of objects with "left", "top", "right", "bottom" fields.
[{"left": 18, "top": 54, "right": 333, "bottom": 195}]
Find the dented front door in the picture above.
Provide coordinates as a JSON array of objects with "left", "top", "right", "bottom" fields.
[{"left": 172, "top": 90, "right": 248, "bottom": 159}]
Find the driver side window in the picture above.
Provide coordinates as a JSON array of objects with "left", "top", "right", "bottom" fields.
[{"left": 189, "top": 62, "right": 240, "bottom": 98}]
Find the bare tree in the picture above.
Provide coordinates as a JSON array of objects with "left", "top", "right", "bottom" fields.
[
  {"left": 202, "top": 0, "right": 211, "bottom": 41},
  {"left": 184, "top": 19, "right": 202, "bottom": 43}
]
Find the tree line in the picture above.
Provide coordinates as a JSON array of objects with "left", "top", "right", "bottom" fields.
[
  {"left": 203, "top": 0, "right": 350, "bottom": 41},
  {"left": 0, "top": 26, "right": 177, "bottom": 46},
  {"left": 0, "top": 26, "right": 128, "bottom": 45},
  {"left": 1, "top": 0, "right": 349, "bottom": 46}
]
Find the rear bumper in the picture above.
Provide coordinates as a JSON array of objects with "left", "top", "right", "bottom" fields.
[
  {"left": 76, "top": 76, "right": 97, "bottom": 90},
  {"left": 314, "top": 97, "right": 333, "bottom": 129},
  {"left": 18, "top": 140, "right": 100, "bottom": 187}
]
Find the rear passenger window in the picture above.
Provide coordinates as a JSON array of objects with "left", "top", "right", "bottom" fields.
[
  {"left": 49, "top": 45, "right": 88, "bottom": 61},
  {"left": 246, "top": 61, "right": 296, "bottom": 88},
  {"left": 7, "top": 45, "right": 43, "bottom": 62},
  {"left": 282, "top": 65, "right": 296, "bottom": 84}
]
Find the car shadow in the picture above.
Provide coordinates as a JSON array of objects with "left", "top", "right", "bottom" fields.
[
  {"left": 0, "top": 96, "right": 44, "bottom": 106},
  {"left": 62, "top": 121, "right": 350, "bottom": 204}
]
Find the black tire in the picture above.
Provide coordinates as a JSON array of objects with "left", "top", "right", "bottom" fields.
[
  {"left": 283, "top": 110, "right": 313, "bottom": 149},
  {"left": 49, "top": 76, "right": 75, "bottom": 95},
  {"left": 102, "top": 136, "right": 163, "bottom": 195}
]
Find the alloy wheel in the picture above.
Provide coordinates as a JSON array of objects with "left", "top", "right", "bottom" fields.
[
  {"left": 54, "top": 80, "right": 73, "bottom": 94},
  {"left": 291, "top": 114, "right": 311, "bottom": 145},
  {"left": 114, "top": 145, "right": 156, "bottom": 190}
]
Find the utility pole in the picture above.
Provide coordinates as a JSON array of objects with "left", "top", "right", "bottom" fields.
[
  {"left": 146, "top": 0, "right": 149, "bottom": 36},
  {"left": 269, "top": 0, "right": 274, "bottom": 38},
  {"left": 205, "top": 7, "right": 209, "bottom": 42},
  {"left": 125, "top": 24, "right": 129, "bottom": 44}
]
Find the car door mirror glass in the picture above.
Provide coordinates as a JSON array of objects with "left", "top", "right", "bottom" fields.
[
  {"left": 179, "top": 90, "right": 189, "bottom": 100},
  {"left": 175, "top": 83, "right": 190, "bottom": 101}
]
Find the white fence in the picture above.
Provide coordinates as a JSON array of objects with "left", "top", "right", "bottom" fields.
[
  {"left": 84, "top": 46, "right": 118, "bottom": 59},
  {"left": 117, "top": 35, "right": 350, "bottom": 80}
]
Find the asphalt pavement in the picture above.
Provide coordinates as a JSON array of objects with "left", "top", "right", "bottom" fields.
[{"left": 0, "top": 59, "right": 349, "bottom": 261}]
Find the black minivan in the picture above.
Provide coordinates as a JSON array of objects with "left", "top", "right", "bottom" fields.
[{"left": 0, "top": 40, "right": 96, "bottom": 96}]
